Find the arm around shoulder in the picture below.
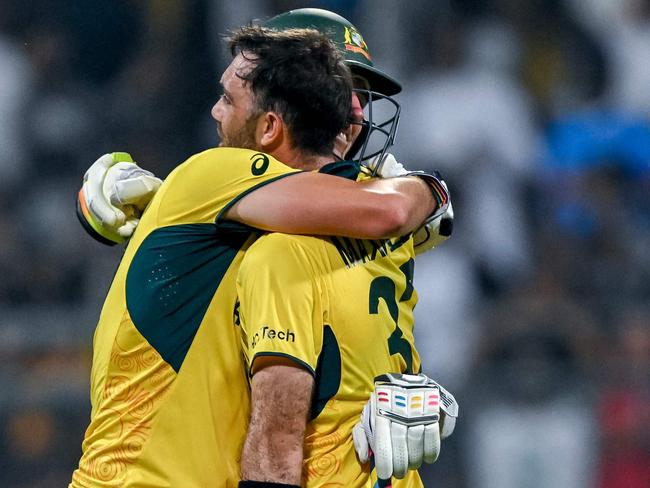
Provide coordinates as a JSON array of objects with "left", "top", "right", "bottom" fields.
[{"left": 224, "top": 171, "right": 437, "bottom": 239}]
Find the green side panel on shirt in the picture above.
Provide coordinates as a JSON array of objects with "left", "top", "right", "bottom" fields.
[
  {"left": 126, "top": 224, "right": 250, "bottom": 372},
  {"left": 311, "top": 325, "right": 342, "bottom": 419}
]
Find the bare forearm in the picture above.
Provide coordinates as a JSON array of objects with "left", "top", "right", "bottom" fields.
[
  {"left": 241, "top": 431, "right": 304, "bottom": 484},
  {"left": 241, "top": 364, "right": 313, "bottom": 485},
  {"left": 226, "top": 172, "right": 437, "bottom": 239}
]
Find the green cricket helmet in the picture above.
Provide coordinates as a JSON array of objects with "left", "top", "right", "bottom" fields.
[
  {"left": 263, "top": 8, "right": 401, "bottom": 96},
  {"left": 263, "top": 8, "right": 401, "bottom": 171}
]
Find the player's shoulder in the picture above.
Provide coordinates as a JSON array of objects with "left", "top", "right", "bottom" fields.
[
  {"left": 164, "top": 147, "right": 298, "bottom": 189},
  {"left": 244, "top": 233, "right": 325, "bottom": 270},
  {"left": 181, "top": 147, "right": 290, "bottom": 172},
  {"left": 255, "top": 232, "right": 325, "bottom": 252}
]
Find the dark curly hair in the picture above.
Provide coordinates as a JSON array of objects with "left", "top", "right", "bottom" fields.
[{"left": 228, "top": 26, "right": 352, "bottom": 156}]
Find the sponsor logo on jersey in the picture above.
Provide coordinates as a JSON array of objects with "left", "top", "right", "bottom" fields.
[
  {"left": 344, "top": 26, "right": 371, "bottom": 61},
  {"left": 251, "top": 325, "right": 296, "bottom": 348}
]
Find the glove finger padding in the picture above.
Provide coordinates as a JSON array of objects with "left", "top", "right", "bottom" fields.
[
  {"left": 440, "top": 413, "right": 457, "bottom": 439},
  {"left": 423, "top": 423, "right": 441, "bottom": 464},
  {"left": 372, "top": 153, "right": 407, "bottom": 178},
  {"left": 352, "top": 422, "right": 371, "bottom": 464},
  {"left": 117, "top": 216, "right": 140, "bottom": 238},
  {"left": 83, "top": 154, "right": 126, "bottom": 228},
  {"left": 85, "top": 191, "right": 126, "bottom": 228},
  {"left": 390, "top": 422, "right": 409, "bottom": 479},
  {"left": 109, "top": 166, "right": 162, "bottom": 208},
  {"left": 407, "top": 424, "right": 425, "bottom": 469},
  {"left": 373, "top": 414, "right": 394, "bottom": 480},
  {"left": 353, "top": 373, "right": 457, "bottom": 481}
]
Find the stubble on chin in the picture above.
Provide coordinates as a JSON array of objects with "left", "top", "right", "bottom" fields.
[{"left": 220, "top": 119, "right": 258, "bottom": 150}]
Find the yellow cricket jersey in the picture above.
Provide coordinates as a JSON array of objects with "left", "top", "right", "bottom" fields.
[
  {"left": 236, "top": 196, "right": 424, "bottom": 486},
  {"left": 70, "top": 148, "right": 300, "bottom": 488}
]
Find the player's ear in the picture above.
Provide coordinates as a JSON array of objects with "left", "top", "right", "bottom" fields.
[{"left": 257, "top": 111, "right": 286, "bottom": 152}]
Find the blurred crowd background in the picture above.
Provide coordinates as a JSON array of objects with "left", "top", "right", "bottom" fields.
[{"left": 1, "top": 0, "right": 649, "bottom": 487}]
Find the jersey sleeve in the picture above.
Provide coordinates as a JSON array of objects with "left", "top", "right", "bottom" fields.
[
  {"left": 155, "top": 147, "right": 302, "bottom": 226},
  {"left": 236, "top": 234, "right": 325, "bottom": 376}
]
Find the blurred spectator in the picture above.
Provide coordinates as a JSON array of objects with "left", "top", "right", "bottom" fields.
[
  {"left": 22, "top": 19, "right": 97, "bottom": 178},
  {"left": 398, "top": 15, "right": 535, "bottom": 293},
  {"left": 464, "top": 286, "right": 600, "bottom": 488},
  {"left": 0, "top": 27, "right": 31, "bottom": 192},
  {"left": 568, "top": 0, "right": 650, "bottom": 117},
  {"left": 596, "top": 305, "right": 650, "bottom": 488},
  {"left": 414, "top": 246, "right": 481, "bottom": 387},
  {"left": 544, "top": 111, "right": 650, "bottom": 175},
  {"left": 508, "top": 0, "right": 608, "bottom": 118},
  {"left": 0, "top": 406, "right": 88, "bottom": 488},
  {"left": 400, "top": 17, "right": 535, "bottom": 172},
  {"left": 539, "top": 113, "right": 650, "bottom": 312}
]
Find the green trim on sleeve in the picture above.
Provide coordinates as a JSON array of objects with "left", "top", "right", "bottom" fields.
[
  {"left": 250, "top": 352, "right": 316, "bottom": 378},
  {"left": 215, "top": 171, "right": 303, "bottom": 224}
]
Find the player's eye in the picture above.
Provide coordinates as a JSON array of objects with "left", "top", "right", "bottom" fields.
[
  {"left": 219, "top": 93, "right": 231, "bottom": 105},
  {"left": 352, "top": 75, "right": 370, "bottom": 91},
  {"left": 357, "top": 92, "right": 369, "bottom": 109},
  {"left": 352, "top": 75, "right": 370, "bottom": 108}
]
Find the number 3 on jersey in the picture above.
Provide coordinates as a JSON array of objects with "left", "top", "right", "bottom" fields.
[{"left": 368, "top": 258, "right": 415, "bottom": 374}]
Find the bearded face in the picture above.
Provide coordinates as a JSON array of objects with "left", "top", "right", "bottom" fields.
[{"left": 211, "top": 53, "right": 262, "bottom": 151}]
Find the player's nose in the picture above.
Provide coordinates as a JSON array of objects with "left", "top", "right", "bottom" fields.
[
  {"left": 350, "top": 92, "right": 364, "bottom": 121},
  {"left": 211, "top": 101, "right": 222, "bottom": 122}
]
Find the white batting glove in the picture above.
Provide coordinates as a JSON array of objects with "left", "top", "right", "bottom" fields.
[
  {"left": 374, "top": 153, "right": 408, "bottom": 178},
  {"left": 352, "top": 373, "right": 458, "bottom": 480},
  {"left": 374, "top": 154, "right": 454, "bottom": 254},
  {"left": 413, "top": 180, "right": 453, "bottom": 255},
  {"left": 77, "top": 152, "right": 161, "bottom": 245}
]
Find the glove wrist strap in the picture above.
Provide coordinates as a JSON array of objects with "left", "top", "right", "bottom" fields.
[{"left": 405, "top": 171, "right": 450, "bottom": 222}]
